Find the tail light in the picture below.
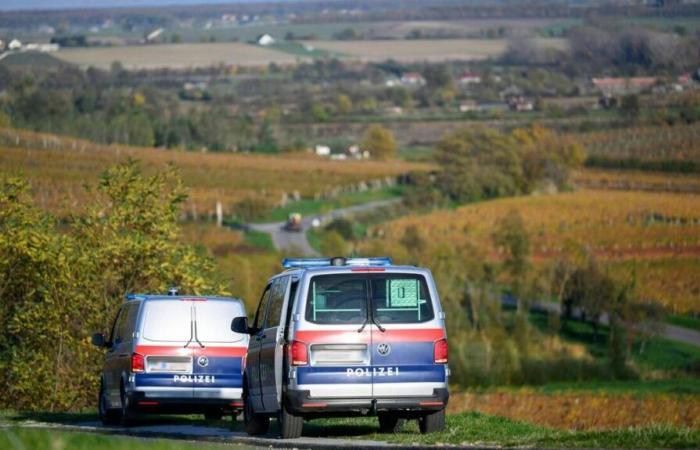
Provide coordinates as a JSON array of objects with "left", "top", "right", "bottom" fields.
[
  {"left": 131, "top": 353, "right": 145, "bottom": 372},
  {"left": 289, "top": 341, "right": 308, "bottom": 366},
  {"left": 434, "top": 339, "right": 448, "bottom": 364}
]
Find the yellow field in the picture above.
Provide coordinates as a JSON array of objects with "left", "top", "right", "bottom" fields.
[
  {"left": 573, "top": 169, "right": 700, "bottom": 193},
  {"left": 304, "top": 38, "right": 566, "bottom": 63},
  {"left": 56, "top": 42, "right": 305, "bottom": 69},
  {"left": 366, "top": 189, "right": 700, "bottom": 313},
  {"left": 0, "top": 128, "right": 428, "bottom": 217}
]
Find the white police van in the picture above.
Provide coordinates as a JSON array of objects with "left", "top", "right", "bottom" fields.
[
  {"left": 231, "top": 257, "right": 449, "bottom": 438},
  {"left": 92, "top": 292, "right": 248, "bottom": 426}
]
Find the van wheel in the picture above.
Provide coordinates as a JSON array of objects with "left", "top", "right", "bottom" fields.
[
  {"left": 378, "top": 413, "right": 404, "bottom": 433},
  {"left": 243, "top": 395, "right": 269, "bottom": 436},
  {"left": 278, "top": 404, "right": 303, "bottom": 439},
  {"left": 419, "top": 408, "right": 445, "bottom": 434},
  {"left": 98, "top": 381, "right": 120, "bottom": 426},
  {"left": 119, "top": 385, "right": 136, "bottom": 427}
]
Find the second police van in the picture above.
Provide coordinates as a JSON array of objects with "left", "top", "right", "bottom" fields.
[
  {"left": 231, "top": 257, "right": 449, "bottom": 438},
  {"left": 92, "top": 292, "right": 248, "bottom": 425}
]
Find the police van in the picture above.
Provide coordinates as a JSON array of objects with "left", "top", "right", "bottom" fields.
[
  {"left": 231, "top": 257, "right": 449, "bottom": 439},
  {"left": 92, "top": 292, "right": 248, "bottom": 426}
]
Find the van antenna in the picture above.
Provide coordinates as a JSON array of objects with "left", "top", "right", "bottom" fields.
[{"left": 168, "top": 287, "right": 179, "bottom": 296}]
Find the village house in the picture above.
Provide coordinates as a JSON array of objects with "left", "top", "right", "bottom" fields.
[
  {"left": 8, "top": 39, "right": 22, "bottom": 50},
  {"left": 592, "top": 77, "right": 657, "bottom": 95},
  {"left": 459, "top": 71, "right": 482, "bottom": 85},
  {"left": 257, "top": 34, "right": 275, "bottom": 46},
  {"left": 400, "top": 72, "right": 426, "bottom": 86}
]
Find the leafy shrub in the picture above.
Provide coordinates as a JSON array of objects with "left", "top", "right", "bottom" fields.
[{"left": 0, "top": 161, "right": 225, "bottom": 412}]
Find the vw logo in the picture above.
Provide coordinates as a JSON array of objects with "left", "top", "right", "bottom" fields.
[
  {"left": 377, "top": 343, "right": 391, "bottom": 357},
  {"left": 197, "top": 356, "right": 209, "bottom": 367}
]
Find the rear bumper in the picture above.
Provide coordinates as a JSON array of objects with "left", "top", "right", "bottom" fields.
[
  {"left": 285, "top": 387, "right": 448, "bottom": 417},
  {"left": 130, "top": 387, "right": 243, "bottom": 414}
]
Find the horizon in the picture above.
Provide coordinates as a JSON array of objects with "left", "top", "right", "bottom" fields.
[{"left": 0, "top": 0, "right": 287, "bottom": 12}]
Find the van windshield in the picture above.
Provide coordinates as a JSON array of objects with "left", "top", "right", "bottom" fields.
[
  {"left": 305, "top": 274, "right": 434, "bottom": 324},
  {"left": 195, "top": 301, "right": 245, "bottom": 343},
  {"left": 141, "top": 301, "right": 192, "bottom": 342}
]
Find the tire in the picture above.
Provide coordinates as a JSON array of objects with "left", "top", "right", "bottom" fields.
[
  {"left": 204, "top": 410, "right": 223, "bottom": 421},
  {"left": 119, "top": 384, "right": 137, "bottom": 427},
  {"left": 278, "top": 404, "right": 303, "bottom": 439},
  {"left": 419, "top": 408, "right": 445, "bottom": 434},
  {"left": 243, "top": 389, "right": 269, "bottom": 436},
  {"left": 98, "top": 381, "right": 121, "bottom": 426},
  {"left": 378, "top": 413, "right": 404, "bottom": 433}
]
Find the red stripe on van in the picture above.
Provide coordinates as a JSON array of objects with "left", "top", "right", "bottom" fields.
[
  {"left": 294, "top": 328, "right": 444, "bottom": 344},
  {"left": 135, "top": 345, "right": 246, "bottom": 357}
]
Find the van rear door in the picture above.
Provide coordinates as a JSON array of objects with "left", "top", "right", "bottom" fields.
[
  {"left": 136, "top": 300, "right": 194, "bottom": 398},
  {"left": 369, "top": 274, "right": 446, "bottom": 398},
  {"left": 191, "top": 299, "right": 248, "bottom": 403},
  {"left": 296, "top": 274, "right": 373, "bottom": 400}
]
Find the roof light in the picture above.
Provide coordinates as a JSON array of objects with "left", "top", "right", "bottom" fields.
[{"left": 281, "top": 257, "right": 392, "bottom": 269}]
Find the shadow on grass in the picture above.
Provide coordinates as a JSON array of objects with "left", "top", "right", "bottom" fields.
[{"left": 7, "top": 411, "right": 236, "bottom": 430}]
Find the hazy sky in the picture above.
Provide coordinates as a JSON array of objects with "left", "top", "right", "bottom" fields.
[{"left": 0, "top": 0, "right": 279, "bottom": 11}]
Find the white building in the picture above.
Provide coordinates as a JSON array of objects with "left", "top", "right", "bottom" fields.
[
  {"left": 257, "top": 34, "right": 275, "bottom": 46},
  {"left": 8, "top": 39, "right": 22, "bottom": 50},
  {"left": 145, "top": 28, "right": 164, "bottom": 42},
  {"left": 314, "top": 145, "right": 331, "bottom": 156}
]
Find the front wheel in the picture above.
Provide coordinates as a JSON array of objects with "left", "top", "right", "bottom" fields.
[
  {"left": 419, "top": 408, "right": 445, "bottom": 434},
  {"left": 98, "top": 381, "right": 121, "bottom": 426},
  {"left": 378, "top": 413, "right": 404, "bottom": 433},
  {"left": 278, "top": 404, "right": 303, "bottom": 439}
]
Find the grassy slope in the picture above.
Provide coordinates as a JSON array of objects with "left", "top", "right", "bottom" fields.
[{"left": 0, "top": 427, "right": 247, "bottom": 450}]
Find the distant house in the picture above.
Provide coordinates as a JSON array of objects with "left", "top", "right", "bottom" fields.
[
  {"left": 459, "top": 100, "right": 479, "bottom": 112},
  {"left": 507, "top": 96, "right": 533, "bottom": 112},
  {"left": 25, "top": 43, "right": 59, "bottom": 52},
  {"left": 145, "top": 28, "right": 165, "bottom": 43},
  {"left": 257, "top": 34, "right": 275, "bottom": 46},
  {"left": 400, "top": 72, "right": 426, "bottom": 86},
  {"left": 459, "top": 71, "right": 482, "bottom": 84},
  {"left": 314, "top": 145, "right": 331, "bottom": 156},
  {"left": 8, "top": 39, "right": 22, "bottom": 50},
  {"left": 592, "top": 77, "right": 657, "bottom": 95}
]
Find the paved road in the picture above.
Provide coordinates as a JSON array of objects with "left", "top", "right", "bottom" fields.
[
  {"left": 249, "top": 198, "right": 401, "bottom": 256},
  {"left": 504, "top": 297, "right": 700, "bottom": 348},
  {"left": 4, "top": 419, "right": 481, "bottom": 450}
]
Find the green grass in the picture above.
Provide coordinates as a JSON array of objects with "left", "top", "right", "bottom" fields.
[
  {"left": 242, "top": 229, "right": 275, "bottom": 252},
  {"left": 258, "top": 185, "right": 403, "bottom": 223},
  {"left": 306, "top": 412, "right": 700, "bottom": 448},
  {"left": 668, "top": 315, "right": 700, "bottom": 332},
  {"left": 306, "top": 227, "right": 322, "bottom": 253},
  {"left": 0, "top": 427, "right": 251, "bottom": 450}
]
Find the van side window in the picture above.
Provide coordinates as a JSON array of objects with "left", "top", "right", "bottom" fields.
[
  {"left": 114, "top": 303, "right": 139, "bottom": 343},
  {"left": 109, "top": 306, "right": 126, "bottom": 344},
  {"left": 263, "top": 276, "right": 288, "bottom": 329},
  {"left": 252, "top": 285, "right": 272, "bottom": 331}
]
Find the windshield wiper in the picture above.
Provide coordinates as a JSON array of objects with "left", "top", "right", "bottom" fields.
[
  {"left": 357, "top": 316, "right": 369, "bottom": 333},
  {"left": 372, "top": 314, "right": 386, "bottom": 332}
]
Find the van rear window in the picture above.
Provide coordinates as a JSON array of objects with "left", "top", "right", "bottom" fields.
[
  {"left": 305, "top": 274, "right": 434, "bottom": 324},
  {"left": 142, "top": 301, "right": 192, "bottom": 343},
  {"left": 195, "top": 301, "right": 245, "bottom": 343}
]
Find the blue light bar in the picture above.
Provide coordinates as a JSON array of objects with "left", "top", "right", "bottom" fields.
[{"left": 282, "top": 257, "right": 393, "bottom": 269}]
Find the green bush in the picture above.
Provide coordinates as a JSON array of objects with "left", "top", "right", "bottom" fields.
[{"left": 0, "top": 161, "right": 226, "bottom": 412}]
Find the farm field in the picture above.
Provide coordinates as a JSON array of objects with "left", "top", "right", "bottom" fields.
[
  {"left": 0, "top": 128, "right": 429, "bottom": 218},
  {"left": 55, "top": 42, "right": 306, "bottom": 69},
  {"left": 364, "top": 189, "right": 700, "bottom": 313},
  {"left": 308, "top": 38, "right": 567, "bottom": 63},
  {"left": 573, "top": 169, "right": 700, "bottom": 193},
  {"left": 573, "top": 123, "right": 700, "bottom": 167}
]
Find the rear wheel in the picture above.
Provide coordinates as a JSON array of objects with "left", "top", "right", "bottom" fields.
[
  {"left": 378, "top": 413, "right": 404, "bottom": 433},
  {"left": 278, "top": 404, "right": 303, "bottom": 439},
  {"left": 419, "top": 408, "right": 445, "bottom": 434},
  {"left": 98, "top": 381, "right": 120, "bottom": 426},
  {"left": 119, "top": 384, "right": 137, "bottom": 427},
  {"left": 243, "top": 388, "right": 269, "bottom": 436}
]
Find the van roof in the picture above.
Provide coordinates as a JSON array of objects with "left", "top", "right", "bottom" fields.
[{"left": 125, "top": 294, "right": 242, "bottom": 302}]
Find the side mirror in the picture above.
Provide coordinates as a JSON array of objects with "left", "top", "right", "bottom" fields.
[
  {"left": 231, "top": 316, "right": 250, "bottom": 335},
  {"left": 91, "top": 333, "right": 108, "bottom": 348}
]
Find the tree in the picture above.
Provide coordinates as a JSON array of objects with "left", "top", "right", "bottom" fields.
[
  {"left": 619, "top": 94, "right": 641, "bottom": 122},
  {"left": 320, "top": 231, "right": 349, "bottom": 257},
  {"left": 362, "top": 124, "right": 397, "bottom": 160},
  {"left": 336, "top": 94, "right": 353, "bottom": 115},
  {"left": 0, "top": 162, "right": 226, "bottom": 412}
]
